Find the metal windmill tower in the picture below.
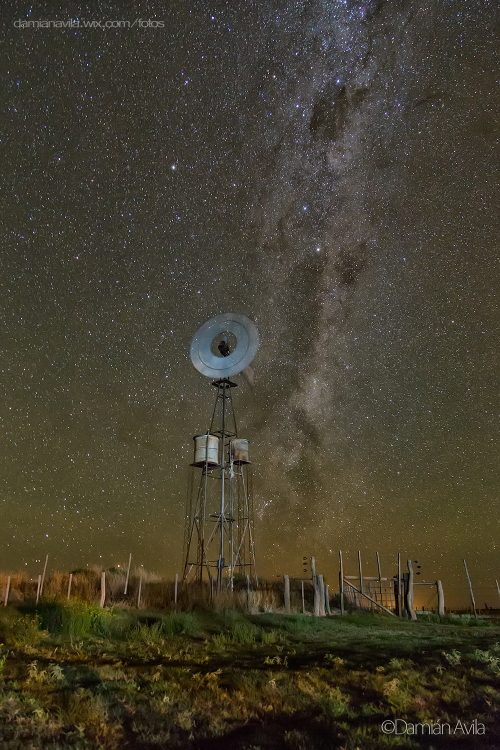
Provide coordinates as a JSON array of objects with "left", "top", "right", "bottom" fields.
[{"left": 183, "top": 313, "right": 259, "bottom": 591}]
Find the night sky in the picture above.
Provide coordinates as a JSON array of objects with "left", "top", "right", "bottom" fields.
[{"left": 2, "top": 2, "right": 499, "bottom": 608}]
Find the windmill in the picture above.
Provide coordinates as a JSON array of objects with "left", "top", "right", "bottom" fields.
[{"left": 183, "top": 313, "right": 259, "bottom": 592}]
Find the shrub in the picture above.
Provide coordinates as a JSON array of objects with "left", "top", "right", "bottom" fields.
[
  {"left": 211, "top": 632, "right": 231, "bottom": 649},
  {"left": 231, "top": 621, "right": 259, "bottom": 644},
  {"left": 160, "top": 611, "right": 199, "bottom": 637},
  {"left": 442, "top": 649, "right": 462, "bottom": 666},
  {"left": 7, "top": 614, "right": 47, "bottom": 647},
  {"left": 131, "top": 621, "right": 165, "bottom": 645},
  {"left": 260, "top": 629, "right": 283, "bottom": 645},
  {"left": 21, "top": 600, "right": 124, "bottom": 642},
  {"left": 280, "top": 614, "right": 320, "bottom": 635}
]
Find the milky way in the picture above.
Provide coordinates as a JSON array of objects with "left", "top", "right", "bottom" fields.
[{"left": 2, "top": 2, "right": 498, "bottom": 606}]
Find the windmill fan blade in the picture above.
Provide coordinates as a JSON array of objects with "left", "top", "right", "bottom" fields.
[{"left": 190, "top": 313, "right": 259, "bottom": 379}]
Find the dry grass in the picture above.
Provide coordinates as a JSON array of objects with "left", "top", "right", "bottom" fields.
[{"left": 0, "top": 569, "right": 288, "bottom": 615}]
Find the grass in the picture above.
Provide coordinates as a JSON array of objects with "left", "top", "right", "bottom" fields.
[{"left": 0, "top": 602, "right": 499, "bottom": 748}]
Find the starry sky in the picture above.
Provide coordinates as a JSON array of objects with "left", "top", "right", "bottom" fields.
[{"left": 1, "top": 1, "right": 499, "bottom": 608}]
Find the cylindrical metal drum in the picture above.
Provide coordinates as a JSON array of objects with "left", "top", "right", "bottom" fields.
[
  {"left": 193, "top": 434, "right": 219, "bottom": 467},
  {"left": 230, "top": 438, "right": 250, "bottom": 464}
]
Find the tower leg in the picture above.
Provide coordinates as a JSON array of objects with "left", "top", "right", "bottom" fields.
[{"left": 182, "top": 379, "right": 257, "bottom": 587}]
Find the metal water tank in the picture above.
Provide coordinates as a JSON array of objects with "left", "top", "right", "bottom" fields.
[
  {"left": 230, "top": 438, "right": 250, "bottom": 464},
  {"left": 193, "top": 434, "right": 219, "bottom": 467}
]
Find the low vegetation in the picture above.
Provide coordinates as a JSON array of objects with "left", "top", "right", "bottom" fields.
[{"left": 0, "top": 592, "right": 499, "bottom": 749}]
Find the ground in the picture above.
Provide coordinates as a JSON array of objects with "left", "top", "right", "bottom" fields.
[{"left": 0, "top": 603, "right": 499, "bottom": 749}]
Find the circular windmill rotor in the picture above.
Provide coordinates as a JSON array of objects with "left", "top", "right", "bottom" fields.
[{"left": 190, "top": 313, "right": 259, "bottom": 379}]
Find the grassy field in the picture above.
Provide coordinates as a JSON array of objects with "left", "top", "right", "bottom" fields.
[{"left": 0, "top": 599, "right": 499, "bottom": 749}]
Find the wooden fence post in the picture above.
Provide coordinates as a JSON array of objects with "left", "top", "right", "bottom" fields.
[
  {"left": 67, "top": 573, "right": 73, "bottom": 600},
  {"left": 376, "top": 551, "right": 382, "bottom": 603},
  {"left": 339, "top": 550, "right": 345, "bottom": 615},
  {"left": 313, "top": 575, "right": 326, "bottom": 617},
  {"left": 40, "top": 554, "right": 49, "bottom": 598},
  {"left": 100, "top": 572, "right": 106, "bottom": 608},
  {"left": 4, "top": 576, "right": 11, "bottom": 607},
  {"left": 283, "top": 575, "right": 291, "bottom": 614},
  {"left": 406, "top": 560, "right": 416, "bottom": 620},
  {"left": 137, "top": 571, "right": 143, "bottom": 608},
  {"left": 310, "top": 557, "right": 316, "bottom": 580},
  {"left": 463, "top": 559, "right": 477, "bottom": 616},
  {"left": 436, "top": 579, "right": 445, "bottom": 616},
  {"left": 397, "top": 553, "right": 402, "bottom": 617},
  {"left": 313, "top": 576, "right": 321, "bottom": 617},
  {"left": 318, "top": 575, "right": 326, "bottom": 616},
  {"left": 124, "top": 553, "right": 132, "bottom": 595},
  {"left": 325, "top": 583, "right": 332, "bottom": 615},
  {"left": 358, "top": 551, "right": 363, "bottom": 602}
]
